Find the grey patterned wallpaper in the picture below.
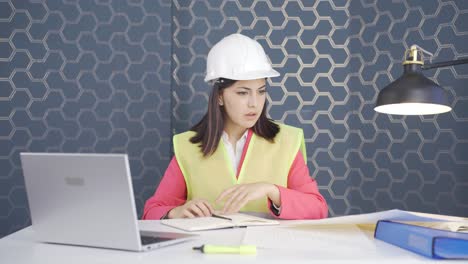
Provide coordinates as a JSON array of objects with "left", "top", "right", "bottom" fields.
[
  {"left": 1, "top": 0, "right": 468, "bottom": 238},
  {"left": 0, "top": 0, "right": 172, "bottom": 237}
]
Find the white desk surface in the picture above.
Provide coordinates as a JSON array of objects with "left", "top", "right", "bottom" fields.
[{"left": 0, "top": 220, "right": 461, "bottom": 264}]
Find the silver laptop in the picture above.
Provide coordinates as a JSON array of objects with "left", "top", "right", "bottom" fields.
[{"left": 20, "top": 152, "right": 196, "bottom": 251}]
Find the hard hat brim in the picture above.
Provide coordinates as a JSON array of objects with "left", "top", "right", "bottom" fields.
[{"left": 204, "top": 69, "right": 280, "bottom": 83}]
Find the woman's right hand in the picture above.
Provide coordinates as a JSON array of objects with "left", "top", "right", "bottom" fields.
[{"left": 167, "top": 199, "right": 214, "bottom": 219}]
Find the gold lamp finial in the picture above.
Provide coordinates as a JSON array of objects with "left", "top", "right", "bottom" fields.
[{"left": 402, "top": 45, "right": 424, "bottom": 65}]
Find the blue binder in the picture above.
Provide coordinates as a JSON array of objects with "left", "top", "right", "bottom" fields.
[{"left": 374, "top": 220, "right": 468, "bottom": 259}]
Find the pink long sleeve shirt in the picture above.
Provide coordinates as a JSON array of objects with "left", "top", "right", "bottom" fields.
[{"left": 143, "top": 131, "right": 328, "bottom": 220}]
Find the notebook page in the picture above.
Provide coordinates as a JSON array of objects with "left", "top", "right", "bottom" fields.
[
  {"left": 161, "top": 216, "right": 233, "bottom": 231},
  {"left": 224, "top": 213, "right": 279, "bottom": 226}
]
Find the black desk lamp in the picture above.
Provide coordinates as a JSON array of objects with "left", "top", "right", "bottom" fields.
[{"left": 374, "top": 45, "right": 468, "bottom": 115}]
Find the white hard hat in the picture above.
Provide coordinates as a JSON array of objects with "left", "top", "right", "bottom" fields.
[{"left": 204, "top": 33, "right": 280, "bottom": 82}]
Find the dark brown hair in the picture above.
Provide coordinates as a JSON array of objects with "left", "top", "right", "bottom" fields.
[{"left": 190, "top": 78, "right": 280, "bottom": 157}]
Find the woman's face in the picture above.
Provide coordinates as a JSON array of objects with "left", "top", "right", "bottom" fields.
[{"left": 219, "top": 78, "right": 267, "bottom": 130}]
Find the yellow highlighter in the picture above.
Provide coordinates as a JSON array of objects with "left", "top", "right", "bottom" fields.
[{"left": 193, "top": 244, "right": 257, "bottom": 255}]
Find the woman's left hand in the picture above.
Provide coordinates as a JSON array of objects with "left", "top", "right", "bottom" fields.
[{"left": 215, "top": 182, "right": 280, "bottom": 214}]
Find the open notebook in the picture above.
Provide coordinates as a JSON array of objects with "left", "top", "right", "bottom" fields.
[{"left": 161, "top": 213, "right": 279, "bottom": 232}]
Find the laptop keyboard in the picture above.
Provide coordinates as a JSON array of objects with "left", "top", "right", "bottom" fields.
[{"left": 141, "top": 235, "right": 173, "bottom": 245}]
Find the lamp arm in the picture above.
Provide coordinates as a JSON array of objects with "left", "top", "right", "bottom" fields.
[{"left": 422, "top": 58, "right": 468, "bottom": 70}]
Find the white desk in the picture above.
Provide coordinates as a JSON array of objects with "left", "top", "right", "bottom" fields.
[{"left": 0, "top": 220, "right": 458, "bottom": 264}]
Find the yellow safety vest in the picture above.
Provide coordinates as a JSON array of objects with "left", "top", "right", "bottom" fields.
[{"left": 173, "top": 123, "right": 306, "bottom": 213}]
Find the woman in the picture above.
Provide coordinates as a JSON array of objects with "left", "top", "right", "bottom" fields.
[{"left": 143, "top": 34, "right": 328, "bottom": 220}]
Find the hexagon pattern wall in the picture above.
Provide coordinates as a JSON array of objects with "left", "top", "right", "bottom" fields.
[
  {"left": 0, "top": 0, "right": 172, "bottom": 237},
  {"left": 1, "top": 0, "right": 468, "bottom": 238}
]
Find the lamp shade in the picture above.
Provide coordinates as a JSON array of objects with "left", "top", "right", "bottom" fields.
[{"left": 374, "top": 64, "right": 451, "bottom": 115}]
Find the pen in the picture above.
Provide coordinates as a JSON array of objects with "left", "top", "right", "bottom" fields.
[
  {"left": 193, "top": 244, "right": 257, "bottom": 255},
  {"left": 211, "top": 214, "right": 232, "bottom": 221}
]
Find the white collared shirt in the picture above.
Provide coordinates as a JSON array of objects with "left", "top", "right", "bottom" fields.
[{"left": 221, "top": 130, "right": 249, "bottom": 174}]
